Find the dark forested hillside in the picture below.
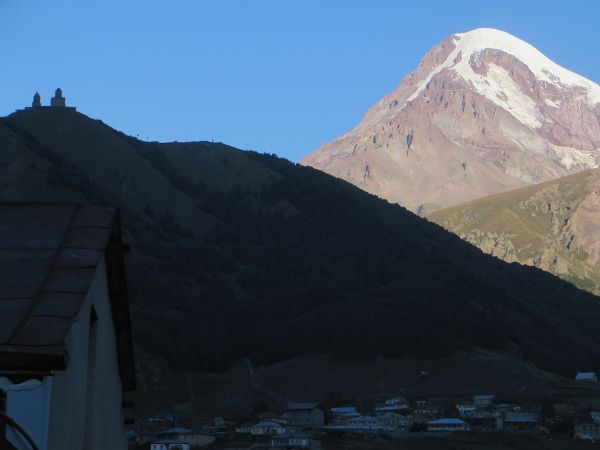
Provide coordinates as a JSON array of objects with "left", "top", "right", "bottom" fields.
[{"left": 2, "top": 107, "right": 600, "bottom": 378}]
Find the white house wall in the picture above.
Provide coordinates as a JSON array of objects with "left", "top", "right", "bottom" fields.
[{"left": 46, "top": 258, "right": 127, "bottom": 450}]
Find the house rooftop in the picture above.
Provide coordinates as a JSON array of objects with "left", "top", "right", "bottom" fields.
[
  {"left": 428, "top": 418, "right": 468, "bottom": 425},
  {"left": 0, "top": 203, "right": 134, "bottom": 389},
  {"left": 157, "top": 427, "right": 193, "bottom": 435},
  {"left": 504, "top": 415, "right": 539, "bottom": 422},
  {"left": 576, "top": 372, "right": 597, "bottom": 379},
  {"left": 286, "top": 402, "right": 319, "bottom": 411},
  {"left": 255, "top": 420, "right": 287, "bottom": 427},
  {"left": 348, "top": 415, "right": 377, "bottom": 421},
  {"left": 330, "top": 407, "right": 357, "bottom": 413},
  {"left": 324, "top": 425, "right": 387, "bottom": 431},
  {"left": 375, "top": 405, "right": 407, "bottom": 411}
]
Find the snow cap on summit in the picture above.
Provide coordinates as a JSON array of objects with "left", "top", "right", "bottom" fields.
[{"left": 408, "top": 27, "right": 600, "bottom": 111}]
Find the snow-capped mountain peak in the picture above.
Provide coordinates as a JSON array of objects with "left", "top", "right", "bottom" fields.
[
  {"left": 406, "top": 28, "right": 600, "bottom": 128},
  {"left": 453, "top": 28, "right": 598, "bottom": 91},
  {"left": 302, "top": 28, "right": 600, "bottom": 213}
]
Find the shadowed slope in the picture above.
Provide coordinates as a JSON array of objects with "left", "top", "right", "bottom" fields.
[{"left": 1, "top": 108, "right": 600, "bottom": 382}]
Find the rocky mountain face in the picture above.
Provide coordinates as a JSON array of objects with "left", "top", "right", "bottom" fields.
[
  {"left": 302, "top": 28, "right": 600, "bottom": 214},
  {"left": 429, "top": 169, "right": 600, "bottom": 295}
]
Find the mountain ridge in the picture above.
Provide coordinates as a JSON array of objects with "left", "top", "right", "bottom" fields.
[{"left": 2, "top": 107, "right": 600, "bottom": 385}]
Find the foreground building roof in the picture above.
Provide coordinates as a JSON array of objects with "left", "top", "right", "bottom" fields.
[{"left": 0, "top": 203, "right": 135, "bottom": 389}]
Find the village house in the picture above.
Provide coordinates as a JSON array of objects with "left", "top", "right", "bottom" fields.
[
  {"left": 473, "top": 395, "right": 495, "bottom": 408},
  {"left": 148, "top": 415, "right": 176, "bottom": 424},
  {"left": 271, "top": 432, "right": 321, "bottom": 449},
  {"left": 150, "top": 441, "right": 192, "bottom": 450},
  {"left": 155, "top": 427, "right": 215, "bottom": 446},
  {"left": 413, "top": 398, "right": 444, "bottom": 418},
  {"left": 214, "top": 416, "right": 233, "bottom": 427},
  {"left": 495, "top": 403, "right": 518, "bottom": 412},
  {"left": 375, "top": 397, "right": 410, "bottom": 411},
  {"left": 127, "top": 430, "right": 155, "bottom": 446},
  {"left": 250, "top": 420, "right": 288, "bottom": 436},
  {"left": 0, "top": 204, "right": 135, "bottom": 450},
  {"left": 502, "top": 411, "right": 540, "bottom": 431},
  {"left": 257, "top": 412, "right": 286, "bottom": 422},
  {"left": 375, "top": 412, "right": 413, "bottom": 432},
  {"left": 463, "top": 411, "right": 502, "bottom": 431},
  {"left": 329, "top": 407, "right": 360, "bottom": 425},
  {"left": 385, "top": 397, "right": 410, "bottom": 408},
  {"left": 324, "top": 415, "right": 387, "bottom": 433},
  {"left": 427, "top": 418, "right": 470, "bottom": 432},
  {"left": 456, "top": 403, "right": 477, "bottom": 417},
  {"left": 375, "top": 396, "right": 411, "bottom": 412},
  {"left": 234, "top": 422, "right": 254, "bottom": 435},
  {"left": 156, "top": 427, "right": 193, "bottom": 439},
  {"left": 575, "top": 423, "right": 600, "bottom": 441},
  {"left": 284, "top": 403, "right": 325, "bottom": 429},
  {"left": 575, "top": 372, "right": 598, "bottom": 382},
  {"left": 198, "top": 416, "right": 234, "bottom": 434},
  {"left": 345, "top": 415, "right": 380, "bottom": 429}
]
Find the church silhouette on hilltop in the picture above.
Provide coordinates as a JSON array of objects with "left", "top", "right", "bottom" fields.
[{"left": 28, "top": 88, "right": 76, "bottom": 110}]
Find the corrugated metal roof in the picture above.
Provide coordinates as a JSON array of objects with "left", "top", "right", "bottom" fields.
[
  {"left": 428, "top": 418, "right": 468, "bottom": 425},
  {"left": 157, "top": 427, "right": 193, "bottom": 435},
  {"left": 286, "top": 402, "right": 319, "bottom": 411},
  {"left": 254, "top": 420, "right": 287, "bottom": 427},
  {"left": 375, "top": 405, "right": 404, "bottom": 412},
  {"left": 330, "top": 407, "right": 357, "bottom": 413},
  {"left": 576, "top": 372, "right": 597, "bottom": 380},
  {"left": 348, "top": 415, "right": 377, "bottom": 421},
  {"left": 0, "top": 203, "right": 135, "bottom": 390}
]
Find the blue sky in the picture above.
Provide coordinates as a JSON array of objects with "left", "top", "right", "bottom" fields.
[{"left": 1, "top": 1, "right": 599, "bottom": 161}]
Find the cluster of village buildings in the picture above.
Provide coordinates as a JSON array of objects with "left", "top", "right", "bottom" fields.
[{"left": 129, "top": 372, "right": 600, "bottom": 449}]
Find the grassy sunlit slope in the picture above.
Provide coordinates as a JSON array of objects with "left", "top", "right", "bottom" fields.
[{"left": 429, "top": 169, "right": 600, "bottom": 294}]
